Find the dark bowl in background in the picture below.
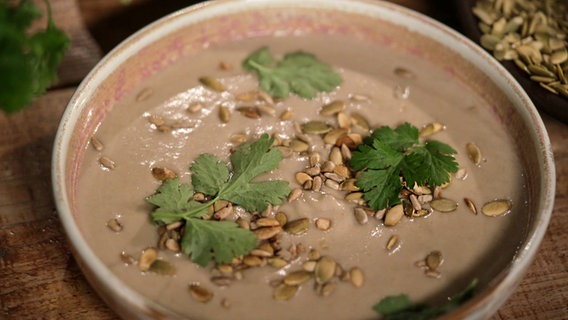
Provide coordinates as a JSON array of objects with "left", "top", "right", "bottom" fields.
[{"left": 454, "top": 0, "right": 568, "bottom": 123}]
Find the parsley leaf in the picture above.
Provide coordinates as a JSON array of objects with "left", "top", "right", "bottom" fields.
[
  {"left": 0, "top": 0, "right": 70, "bottom": 113},
  {"left": 373, "top": 279, "right": 478, "bottom": 320},
  {"left": 243, "top": 46, "right": 342, "bottom": 99},
  {"left": 146, "top": 134, "right": 291, "bottom": 266},
  {"left": 350, "top": 122, "right": 458, "bottom": 210}
]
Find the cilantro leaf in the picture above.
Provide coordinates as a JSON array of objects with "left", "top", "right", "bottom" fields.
[
  {"left": 350, "top": 122, "right": 458, "bottom": 210},
  {"left": 243, "top": 47, "right": 342, "bottom": 99},
  {"left": 146, "top": 134, "right": 290, "bottom": 266},
  {"left": 0, "top": 0, "right": 70, "bottom": 113},
  {"left": 181, "top": 218, "right": 257, "bottom": 266},
  {"left": 191, "top": 154, "right": 230, "bottom": 196},
  {"left": 373, "top": 279, "right": 478, "bottom": 320}
]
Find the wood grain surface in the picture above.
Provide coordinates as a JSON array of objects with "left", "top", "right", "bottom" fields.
[{"left": 0, "top": 1, "right": 566, "bottom": 319}]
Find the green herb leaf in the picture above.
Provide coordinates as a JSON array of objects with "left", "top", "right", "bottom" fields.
[
  {"left": 181, "top": 218, "right": 258, "bottom": 266},
  {"left": 147, "top": 134, "right": 290, "bottom": 266},
  {"left": 350, "top": 122, "right": 458, "bottom": 210},
  {"left": 373, "top": 279, "right": 478, "bottom": 320},
  {"left": 0, "top": 0, "right": 70, "bottom": 113},
  {"left": 243, "top": 46, "right": 342, "bottom": 99}
]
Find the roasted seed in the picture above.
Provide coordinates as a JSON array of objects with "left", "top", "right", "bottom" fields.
[
  {"left": 273, "top": 284, "right": 298, "bottom": 301},
  {"left": 279, "top": 110, "right": 293, "bottom": 120},
  {"left": 138, "top": 247, "right": 158, "bottom": 272},
  {"left": 295, "top": 172, "right": 313, "bottom": 185},
  {"left": 320, "top": 100, "right": 345, "bottom": 116},
  {"left": 349, "top": 267, "right": 365, "bottom": 288},
  {"left": 219, "top": 105, "right": 230, "bottom": 123},
  {"left": 321, "top": 160, "right": 336, "bottom": 173},
  {"left": 337, "top": 112, "right": 352, "bottom": 129},
  {"left": 243, "top": 255, "right": 263, "bottom": 267},
  {"left": 254, "top": 226, "right": 282, "bottom": 240},
  {"left": 302, "top": 260, "right": 317, "bottom": 272},
  {"left": 324, "top": 179, "right": 340, "bottom": 190},
  {"left": 315, "top": 256, "right": 336, "bottom": 284},
  {"left": 288, "top": 188, "right": 303, "bottom": 202},
  {"left": 349, "top": 93, "right": 371, "bottom": 102},
  {"left": 384, "top": 204, "right": 404, "bottom": 226},
  {"left": 319, "top": 282, "right": 337, "bottom": 297},
  {"left": 329, "top": 147, "right": 343, "bottom": 165},
  {"left": 189, "top": 283, "right": 214, "bottom": 303},
  {"left": 312, "top": 176, "right": 323, "bottom": 192},
  {"left": 90, "top": 137, "right": 104, "bottom": 151},
  {"left": 284, "top": 218, "right": 310, "bottom": 235},
  {"left": 481, "top": 199, "right": 512, "bottom": 217},
  {"left": 386, "top": 235, "right": 399, "bottom": 251},
  {"left": 149, "top": 260, "right": 176, "bottom": 276},
  {"left": 106, "top": 217, "right": 123, "bottom": 232},
  {"left": 235, "top": 91, "right": 258, "bottom": 102},
  {"left": 353, "top": 207, "right": 369, "bottom": 225},
  {"left": 350, "top": 113, "right": 370, "bottom": 131},
  {"left": 464, "top": 197, "right": 478, "bottom": 215},
  {"left": 151, "top": 167, "right": 177, "bottom": 181},
  {"left": 430, "top": 198, "right": 458, "bottom": 213},
  {"left": 283, "top": 271, "right": 312, "bottom": 285},
  {"left": 236, "top": 106, "right": 261, "bottom": 119},
  {"left": 309, "top": 152, "right": 321, "bottom": 167},
  {"left": 120, "top": 251, "right": 135, "bottom": 265},
  {"left": 308, "top": 249, "right": 321, "bottom": 261},
  {"left": 99, "top": 156, "right": 115, "bottom": 170},
  {"left": 290, "top": 139, "right": 310, "bottom": 152},
  {"left": 466, "top": 142, "right": 482, "bottom": 165},
  {"left": 394, "top": 67, "right": 416, "bottom": 79},
  {"left": 419, "top": 122, "right": 444, "bottom": 137},
  {"left": 268, "top": 257, "right": 288, "bottom": 269},
  {"left": 425, "top": 251, "right": 443, "bottom": 270},
  {"left": 165, "top": 238, "right": 180, "bottom": 252},
  {"left": 323, "top": 128, "right": 348, "bottom": 145},
  {"left": 315, "top": 218, "right": 332, "bottom": 231},
  {"left": 302, "top": 121, "right": 332, "bottom": 134},
  {"left": 187, "top": 102, "right": 203, "bottom": 113},
  {"left": 199, "top": 76, "right": 225, "bottom": 92}
]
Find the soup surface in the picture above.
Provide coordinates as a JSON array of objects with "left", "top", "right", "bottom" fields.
[{"left": 77, "top": 34, "right": 528, "bottom": 319}]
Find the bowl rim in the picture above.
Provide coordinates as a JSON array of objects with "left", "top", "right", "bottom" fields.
[{"left": 52, "top": 0, "right": 556, "bottom": 318}]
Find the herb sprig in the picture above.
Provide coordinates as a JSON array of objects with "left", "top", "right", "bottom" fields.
[
  {"left": 350, "top": 122, "right": 458, "bottom": 210},
  {"left": 243, "top": 46, "right": 342, "bottom": 99},
  {"left": 147, "top": 134, "right": 291, "bottom": 266},
  {"left": 0, "top": 0, "right": 70, "bottom": 113},
  {"left": 373, "top": 279, "right": 478, "bottom": 319}
]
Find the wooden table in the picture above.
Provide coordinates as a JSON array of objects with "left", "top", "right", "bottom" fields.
[{"left": 1, "top": 1, "right": 566, "bottom": 319}]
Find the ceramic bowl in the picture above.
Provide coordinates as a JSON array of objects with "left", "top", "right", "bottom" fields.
[{"left": 52, "top": 0, "right": 555, "bottom": 319}]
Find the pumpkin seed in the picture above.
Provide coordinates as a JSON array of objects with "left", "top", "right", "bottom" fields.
[
  {"left": 290, "top": 139, "right": 310, "bottom": 152},
  {"left": 199, "top": 76, "right": 225, "bottom": 92},
  {"left": 189, "top": 283, "right": 214, "bottom": 303},
  {"left": 243, "top": 255, "right": 263, "bottom": 267},
  {"left": 284, "top": 271, "right": 312, "bottom": 285},
  {"left": 350, "top": 113, "right": 370, "bottom": 131},
  {"left": 320, "top": 100, "right": 345, "bottom": 116},
  {"left": 419, "top": 122, "right": 444, "bottom": 137},
  {"left": 481, "top": 199, "right": 512, "bottom": 217},
  {"left": 384, "top": 204, "right": 404, "bottom": 226},
  {"left": 149, "top": 260, "right": 176, "bottom": 276},
  {"left": 302, "top": 260, "right": 317, "bottom": 272},
  {"left": 273, "top": 283, "right": 298, "bottom": 301},
  {"left": 302, "top": 121, "right": 332, "bottom": 134},
  {"left": 268, "top": 257, "right": 289, "bottom": 269},
  {"left": 318, "top": 282, "right": 337, "bottom": 297},
  {"left": 284, "top": 218, "right": 310, "bottom": 235},
  {"left": 219, "top": 105, "right": 230, "bottom": 123},
  {"left": 308, "top": 249, "right": 321, "bottom": 261},
  {"left": 349, "top": 267, "right": 365, "bottom": 288},
  {"left": 315, "top": 256, "right": 336, "bottom": 284},
  {"left": 466, "top": 142, "right": 482, "bottom": 165},
  {"left": 254, "top": 226, "right": 282, "bottom": 240},
  {"left": 430, "top": 198, "right": 458, "bottom": 213}
]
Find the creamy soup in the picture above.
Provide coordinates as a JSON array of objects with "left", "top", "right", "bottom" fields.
[{"left": 77, "top": 34, "right": 528, "bottom": 319}]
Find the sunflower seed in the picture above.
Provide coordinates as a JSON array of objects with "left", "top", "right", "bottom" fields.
[
  {"left": 466, "top": 142, "right": 482, "bottom": 165},
  {"left": 254, "top": 226, "right": 282, "bottom": 240},
  {"left": 425, "top": 251, "right": 443, "bottom": 270},
  {"left": 384, "top": 204, "right": 404, "bottom": 226},
  {"left": 138, "top": 247, "right": 158, "bottom": 272},
  {"left": 315, "top": 218, "right": 332, "bottom": 231},
  {"left": 106, "top": 217, "right": 123, "bottom": 232},
  {"left": 349, "top": 267, "right": 365, "bottom": 288},
  {"left": 386, "top": 235, "right": 399, "bottom": 251},
  {"left": 273, "top": 284, "right": 298, "bottom": 301},
  {"left": 219, "top": 105, "right": 230, "bottom": 123},
  {"left": 353, "top": 207, "right": 369, "bottom": 225},
  {"left": 464, "top": 197, "right": 478, "bottom": 215},
  {"left": 99, "top": 156, "right": 115, "bottom": 170},
  {"left": 90, "top": 137, "right": 104, "bottom": 151},
  {"left": 151, "top": 167, "right": 177, "bottom": 181}
]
